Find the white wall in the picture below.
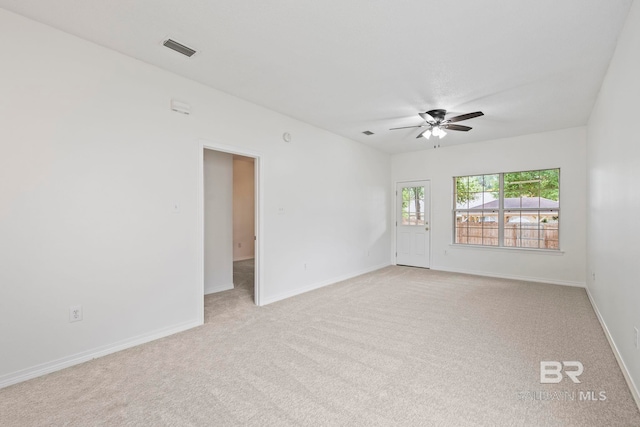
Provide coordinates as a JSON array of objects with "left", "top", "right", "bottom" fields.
[
  {"left": 392, "top": 127, "right": 587, "bottom": 286},
  {"left": 204, "top": 150, "right": 233, "bottom": 293},
  {"left": 586, "top": 0, "right": 640, "bottom": 401},
  {"left": 0, "top": 9, "right": 391, "bottom": 386},
  {"left": 233, "top": 156, "right": 255, "bottom": 261}
]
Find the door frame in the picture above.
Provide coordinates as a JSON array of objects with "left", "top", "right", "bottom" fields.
[
  {"left": 198, "top": 139, "right": 264, "bottom": 321},
  {"left": 394, "top": 179, "right": 432, "bottom": 268}
]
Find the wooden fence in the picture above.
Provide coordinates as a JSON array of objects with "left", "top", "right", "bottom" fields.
[{"left": 456, "top": 223, "right": 559, "bottom": 249}]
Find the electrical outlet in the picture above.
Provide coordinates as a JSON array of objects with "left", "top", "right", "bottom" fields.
[
  {"left": 304, "top": 263, "right": 307, "bottom": 270},
  {"left": 635, "top": 327, "right": 639, "bottom": 349},
  {"left": 238, "top": 242, "right": 242, "bottom": 248},
  {"left": 69, "top": 305, "right": 83, "bottom": 323}
]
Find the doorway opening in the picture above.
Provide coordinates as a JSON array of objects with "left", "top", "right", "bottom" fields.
[
  {"left": 200, "top": 141, "right": 262, "bottom": 324},
  {"left": 231, "top": 155, "right": 255, "bottom": 301}
]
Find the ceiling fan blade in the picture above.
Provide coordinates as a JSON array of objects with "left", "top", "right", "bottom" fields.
[
  {"left": 444, "top": 124, "right": 472, "bottom": 132},
  {"left": 447, "top": 111, "right": 484, "bottom": 123},
  {"left": 418, "top": 112, "right": 435, "bottom": 122},
  {"left": 390, "top": 125, "right": 427, "bottom": 130}
]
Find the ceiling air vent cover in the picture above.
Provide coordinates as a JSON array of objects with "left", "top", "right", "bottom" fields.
[{"left": 163, "top": 39, "right": 196, "bottom": 57}]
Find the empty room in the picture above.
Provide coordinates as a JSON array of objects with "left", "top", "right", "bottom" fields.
[{"left": 1, "top": 1, "right": 639, "bottom": 426}]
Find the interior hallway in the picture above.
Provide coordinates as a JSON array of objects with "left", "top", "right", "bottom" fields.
[{"left": 204, "top": 259, "right": 255, "bottom": 325}]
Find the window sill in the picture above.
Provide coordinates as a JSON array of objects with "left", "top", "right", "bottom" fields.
[{"left": 449, "top": 244, "right": 564, "bottom": 255}]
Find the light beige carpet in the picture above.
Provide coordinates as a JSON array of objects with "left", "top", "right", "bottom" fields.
[{"left": 1, "top": 264, "right": 639, "bottom": 426}]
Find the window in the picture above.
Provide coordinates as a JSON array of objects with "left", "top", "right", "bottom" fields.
[
  {"left": 454, "top": 169, "right": 559, "bottom": 250},
  {"left": 402, "top": 186, "right": 425, "bottom": 225}
]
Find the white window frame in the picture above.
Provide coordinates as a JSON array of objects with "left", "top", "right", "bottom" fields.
[{"left": 453, "top": 168, "right": 560, "bottom": 251}]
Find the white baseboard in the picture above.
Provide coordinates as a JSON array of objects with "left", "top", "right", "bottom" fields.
[
  {"left": 204, "top": 282, "right": 234, "bottom": 295},
  {"left": 430, "top": 265, "right": 586, "bottom": 288},
  {"left": 261, "top": 262, "right": 390, "bottom": 306},
  {"left": 585, "top": 287, "right": 640, "bottom": 411},
  {"left": 233, "top": 256, "right": 255, "bottom": 262},
  {"left": 0, "top": 319, "right": 202, "bottom": 390}
]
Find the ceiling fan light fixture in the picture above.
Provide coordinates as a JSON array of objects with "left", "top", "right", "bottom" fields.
[
  {"left": 422, "top": 129, "right": 432, "bottom": 139},
  {"left": 438, "top": 128, "right": 447, "bottom": 139},
  {"left": 432, "top": 126, "right": 441, "bottom": 137}
]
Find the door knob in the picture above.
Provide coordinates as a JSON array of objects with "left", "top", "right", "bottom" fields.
[{"left": 425, "top": 227, "right": 429, "bottom": 231}]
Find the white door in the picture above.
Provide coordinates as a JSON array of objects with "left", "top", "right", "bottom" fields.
[{"left": 396, "top": 181, "right": 430, "bottom": 268}]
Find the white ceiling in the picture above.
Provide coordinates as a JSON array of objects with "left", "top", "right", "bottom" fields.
[{"left": 0, "top": 0, "right": 633, "bottom": 153}]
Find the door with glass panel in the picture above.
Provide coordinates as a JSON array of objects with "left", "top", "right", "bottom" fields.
[{"left": 396, "top": 181, "right": 430, "bottom": 268}]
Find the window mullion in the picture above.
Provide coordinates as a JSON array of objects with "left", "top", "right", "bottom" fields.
[{"left": 498, "top": 173, "right": 504, "bottom": 247}]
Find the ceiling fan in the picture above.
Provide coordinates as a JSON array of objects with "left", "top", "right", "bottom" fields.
[{"left": 390, "top": 109, "right": 484, "bottom": 140}]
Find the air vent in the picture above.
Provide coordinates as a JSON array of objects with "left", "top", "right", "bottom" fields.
[
  {"left": 163, "top": 39, "right": 197, "bottom": 57},
  {"left": 362, "top": 131, "right": 374, "bottom": 135}
]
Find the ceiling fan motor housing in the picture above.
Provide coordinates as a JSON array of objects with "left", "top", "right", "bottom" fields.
[{"left": 426, "top": 109, "right": 447, "bottom": 122}]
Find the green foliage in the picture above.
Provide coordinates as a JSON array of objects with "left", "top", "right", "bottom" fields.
[
  {"left": 455, "top": 174, "right": 498, "bottom": 205},
  {"left": 455, "top": 169, "right": 559, "bottom": 206},
  {"left": 504, "top": 169, "right": 559, "bottom": 201},
  {"left": 402, "top": 186, "right": 424, "bottom": 220}
]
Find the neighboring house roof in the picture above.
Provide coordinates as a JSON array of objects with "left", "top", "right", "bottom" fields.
[{"left": 470, "top": 197, "right": 559, "bottom": 210}]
